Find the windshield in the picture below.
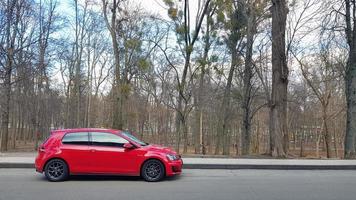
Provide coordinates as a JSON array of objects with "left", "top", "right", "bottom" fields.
[{"left": 122, "top": 131, "right": 148, "bottom": 146}]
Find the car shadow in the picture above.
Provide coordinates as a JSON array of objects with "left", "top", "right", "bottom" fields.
[
  {"left": 36, "top": 174, "right": 182, "bottom": 182},
  {"left": 69, "top": 175, "right": 142, "bottom": 181}
]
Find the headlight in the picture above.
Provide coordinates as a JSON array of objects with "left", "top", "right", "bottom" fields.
[{"left": 166, "top": 154, "right": 179, "bottom": 161}]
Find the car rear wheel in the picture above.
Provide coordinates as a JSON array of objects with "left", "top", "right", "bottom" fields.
[
  {"left": 141, "top": 159, "right": 165, "bottom": 182},
  {"left": 44, "top": 159, "right": 69, "bottom": 182}
]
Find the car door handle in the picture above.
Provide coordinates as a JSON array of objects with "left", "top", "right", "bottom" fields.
[{"left": 90, "top": 149, "right": 96, "bottom": 152}]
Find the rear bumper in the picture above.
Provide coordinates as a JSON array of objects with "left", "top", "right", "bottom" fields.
[
  {"left": 35, "top": 153, "right": 46, "bottom": 173},
  {"left": 166, "top": 159, "right": 183, "bottom": 176},
  {"left": 35, "top": 158, "right": 43, "bottom": 173}
]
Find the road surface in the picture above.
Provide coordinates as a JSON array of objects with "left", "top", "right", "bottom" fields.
[{"left": 0, "top": 169, "right": 355, "bottom": 200}]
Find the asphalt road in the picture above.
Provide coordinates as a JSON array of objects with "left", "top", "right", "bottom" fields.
[{"left": 0, "top": 169, "right": 355, "bottom": 200}]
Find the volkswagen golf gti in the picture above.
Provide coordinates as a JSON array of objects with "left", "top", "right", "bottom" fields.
[{"left": 35, "top": 128, "right": 182, "bottom": 182}]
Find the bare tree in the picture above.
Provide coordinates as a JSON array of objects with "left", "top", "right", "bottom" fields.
[
  {"left": 102, "top": 0, "right": 125, "bottom": 129},
  {"left": 294, "top": 49, "right": 342, "bottom": 158},
  {"left": 344, "top": 0, "right": 356, "bottom": 158},
  {"left": 0, "top": 0, "right": 34, "bottom": 151},
  {"left": 33, "top": 0, "right": 57, "bottom": 150},
  {"left": 270, "top": 0, "right": 289, "bottom": 157},
  {"left": 164, "top": 0, "right": 211, "bottom": 153}
]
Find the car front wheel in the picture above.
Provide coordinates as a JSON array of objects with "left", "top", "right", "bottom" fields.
[
  {"left": 141, "top": 159, "right": 165, "bottom": 182},
  {"left": 44, "top": 159, "right": 69, "bottom": 182}
]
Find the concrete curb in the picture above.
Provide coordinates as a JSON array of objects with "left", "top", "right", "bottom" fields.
[
  {"left": 2, "top": 163, "right": 356, "bottom": 170},
  {"left": 0, "top": 163, "right": 34, "bottom": 168},
  {"left": 182, "top": 164, "right": 356, "bottom": 170}
]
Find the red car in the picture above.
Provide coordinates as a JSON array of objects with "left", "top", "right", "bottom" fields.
[{"left": 35, "top": 128, "right": 182, "bottom": 182}]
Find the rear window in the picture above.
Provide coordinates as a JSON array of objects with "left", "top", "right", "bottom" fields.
[{"left": 62, "top": 132, "right": 89, "bottom": 145}]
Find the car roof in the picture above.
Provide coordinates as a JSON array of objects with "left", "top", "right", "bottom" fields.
[{"left": 51, "top": 128, "right": 121, "bottom": 134}]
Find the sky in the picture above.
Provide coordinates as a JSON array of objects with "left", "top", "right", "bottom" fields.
[
  {"left": 50, "top": 0, "right": 330, "bottom": 94},
  {"left": 57, "top": 0, "right": 171, "bottom": 19},
  {"left": 51, "top": 0, "right": 203, "bottom": 92}
]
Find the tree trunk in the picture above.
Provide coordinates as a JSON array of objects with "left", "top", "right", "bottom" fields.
[
  {"left": 293, "top": 129, "right": 297, "bottom": 150},
  {"left": 183, "top": 121, "right": 188, "bottom": 153},
  {"left": 1, "top": 68, "right": 11, "bottom": 152},
  {"left": 300, "top": 130, "right": 304, "bottom": 157},
  {"left": 344, "top": 0, "right": 356, "bottom": 159},
  {"left": 194, "top": 11, "right": 211, "bottom": 154},
  {"left": 175, "top": 52, "right": 191, "bottom": 153},
  {"left": 103, "top": 0, "right": 124, "bottom": 130},
  {"left": 194, "top": 61, "right": 206, "bottom": 154},
  {"left": 322, "top": 108, "right": 332, "bottom": 158},
  {"left": 267, "top": 103, "right": 273, "bottom": 155},
  {"left": 33, "top": 0, "right": 54, "bottom": 150},
  {"left": 316, "top": 132, "right": 321, "bottom": 158},
  {"left": 1, "top": 0, "right": 15, "bottom": 152},
  {"left": 174, "top": 0, "right": 210, "bottom": 153},
  {"left": 215, "top": 50, "right": 237, "bottom": 155},
  {"left": 85, "top": 33, "right": 92, "bottom": 128},
  {"left": 241, "top": 8, "right": 256, "bottom": 155},
  {"left": 345, "top": 45, "right": 356, "bottom": 158},
  {"left": 193, "top": 96, "right": 201, "bottom": 154},
  {"left": 11, "top": 110, "right": 16, "bottom": 149},
  {"left": 270, "top": 0, "right": 289, "bottom": 157},
  {"left": 175, "top": 111, "right": 182, "bottom": 153},
  {"left": 333, "top": 122, "right": 338, "bottom": 158}
]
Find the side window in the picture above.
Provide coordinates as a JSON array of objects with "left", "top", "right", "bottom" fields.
[
  {"left": 90, "top": 132, "right": 128, "bottom": 147},
  {"left": 62, "top": 132, "right": 89, "bottom": 145}
]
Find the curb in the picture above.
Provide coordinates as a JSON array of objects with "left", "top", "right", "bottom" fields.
[
  {"left": 0, "top": 163, "right": 34, "bottom": 168},
  {"left": 183, "top": 164, "right": 356, "bottom": 170},
  {"left": 1, "top": 163, "right": 356, "bottom": 170}
]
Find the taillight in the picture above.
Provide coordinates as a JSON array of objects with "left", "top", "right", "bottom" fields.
[{"left": 39, "top": 146, "right": 45, "bottom": 152}]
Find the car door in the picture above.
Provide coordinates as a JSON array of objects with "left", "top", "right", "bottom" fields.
[
  {"left": 60, "top": 132, "right": 92, "bottom": 173},
  {"left": 89, "top": 131, "right": 137, "bottom": 174}
]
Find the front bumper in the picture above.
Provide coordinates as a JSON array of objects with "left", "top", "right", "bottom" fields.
[{"left": 166, "top": 159, "right": 183, "bottom": 176}]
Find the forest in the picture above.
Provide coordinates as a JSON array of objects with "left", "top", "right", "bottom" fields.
[{"left": 0, "top": 0, "right": 356, "bottom": 159}]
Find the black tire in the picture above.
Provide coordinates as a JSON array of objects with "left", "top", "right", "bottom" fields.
[
  {"left": 44, "top": 159, "right": 69, "bottom": 182},
  {"left": 141, "top": 159, "right": 165, "bottom": 182}
]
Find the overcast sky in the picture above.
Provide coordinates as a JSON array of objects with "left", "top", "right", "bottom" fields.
[{"left": 51, "top": 0, "right": 328, "bottom": 91}]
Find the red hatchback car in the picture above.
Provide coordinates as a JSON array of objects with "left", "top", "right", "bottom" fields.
[{"left": 35, "top": 128, "right": 183, "bottom": 182}]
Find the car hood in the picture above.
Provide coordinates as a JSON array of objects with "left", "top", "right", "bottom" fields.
[{"left": 142, "top": 144, "right": 178, "bottom": 155}]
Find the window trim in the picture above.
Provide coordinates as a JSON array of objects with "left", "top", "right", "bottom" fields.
[
  {"left": 89, "top": 131, "right": 128, "bottom": 148},
  {"left": 61, "top": 132, "right": 90, "bottom": 145}
]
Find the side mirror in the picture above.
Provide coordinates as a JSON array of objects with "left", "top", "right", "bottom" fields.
[{"left": 123, "top": 143, "right": 135, "bottom": 149}]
